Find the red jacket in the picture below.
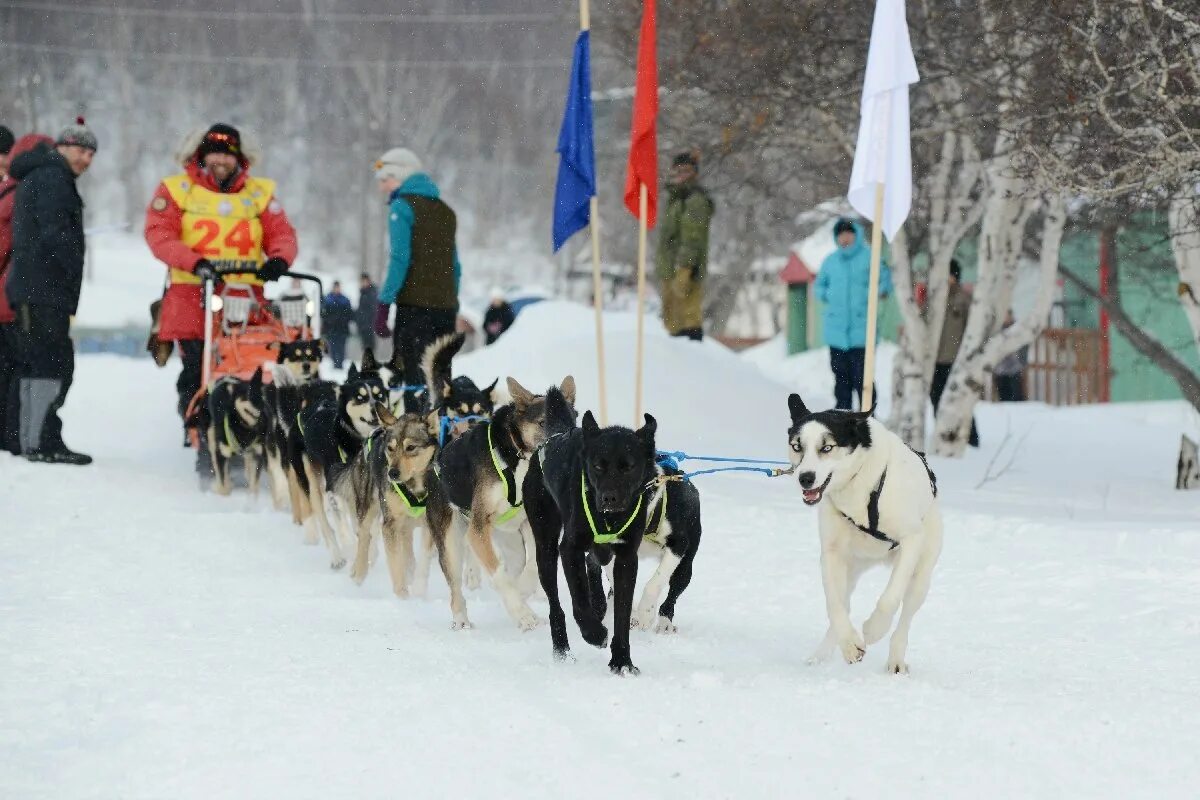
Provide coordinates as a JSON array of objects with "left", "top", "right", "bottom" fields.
[
  {"left": 0, "top": 134, "right": 55, "bottom": 323},
  {"left": 145, "top": 160, "right": 298, "bottom": 341}
]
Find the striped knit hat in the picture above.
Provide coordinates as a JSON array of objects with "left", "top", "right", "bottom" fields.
[{"left": 57, "top": 116, "right": 98, "bottom": 152}]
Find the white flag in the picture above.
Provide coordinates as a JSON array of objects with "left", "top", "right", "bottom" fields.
[{"left": 847, "top": 0, "right": 920, "bottom": 243}]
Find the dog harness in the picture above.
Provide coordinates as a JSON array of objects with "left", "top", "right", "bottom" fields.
[
  {"left": 581, "top": 471, "right": 644, "bottom": 545},
  {"left": 296, "top": 412, "right": 347, "bottom": 463},
  {"left": 363, "top": 432, "right": 428, "bottom": 518},
  {"left": 487, "top": 423, "right": 524, "bottom": 524},
  {"left": 641, "top": 479, "right": 670, "bottom": 547},
  {"left": 836, "top": 451, "right": 937, "bottom": 550},
  {"left": 837, "top": 469, "right": 898, "bottom": 550}
]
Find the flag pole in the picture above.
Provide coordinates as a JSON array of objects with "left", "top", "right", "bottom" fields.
[
  {"left": 861, "top": 182, "right": 885, "bottom": 411},
  {"left": 578, "top": 0, "right": 608, "bottom": 425},
  {"left": 635, "top": 181, "right": 648, "bottom": 423}
]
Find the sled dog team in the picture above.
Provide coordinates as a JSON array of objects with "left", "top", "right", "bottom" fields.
[{"left": 205, "top": 334, "right": 943, "bottom": 675}]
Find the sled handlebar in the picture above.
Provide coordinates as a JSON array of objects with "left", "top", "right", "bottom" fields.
[{"left": 200, "top": 268, "right": 324, "bottom": 298}]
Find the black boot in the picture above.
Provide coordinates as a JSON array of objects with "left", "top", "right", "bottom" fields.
[
  {"left": 20, "top": 378, "right": 91, "bottom": 465},
  {"left": 26, "top": 447, "right": 92, "bottom": 465}
]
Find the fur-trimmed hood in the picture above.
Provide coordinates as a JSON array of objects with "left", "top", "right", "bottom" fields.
[{"left": 173, "top": 126, "right": 261, "bottom": 169}]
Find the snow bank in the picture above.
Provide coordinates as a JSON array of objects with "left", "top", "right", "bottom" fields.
[{"left": 457, "top": 301, "right": 795, "bottom": 459}]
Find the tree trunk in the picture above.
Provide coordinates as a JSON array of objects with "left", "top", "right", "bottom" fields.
[
  {"left": 933, "top": 191, "right": 1067, "bottom": 456},
  {"left": 1168, "top": 190, "right": 1200, "bottom": 362},
  {"left": 887, "top": 228, "right": 931, "bottom": 448}
]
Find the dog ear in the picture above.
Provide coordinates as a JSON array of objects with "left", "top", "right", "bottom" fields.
[
  {"left": 788, "top": 393, "right": 810, "bottom": 424},
  {"left": 851, "top": 400, "right": 877, "bottom": 420},
  {"left": 559, "top": 375, "right": 576, "bottom": 406},
  {"left": 347, "top": 364, "right": 359, "bottom": 381},
  {"left": 250, "top": 366, "right": 264, "bottom": 391},
  {"left": 425, "top": 409, "right": 441, "bottom": 438},
  {"left": 637, "top": 413, "right": 657, "bottom": 455},
  {"left": 483, "top": 378, "right": 499, "bottom": 405},
  {"left": 274, "top": 344, "right": 285, "bottom": 363},
  {"left": 581, "top": 409, "right": 600, "bottom": 440},
  {"left": 507, "top": 377, "right": 535, "bottom": 408},
  {"left": 361, "top": 348, "right": 378, "bottom": 370},
  {"left": 441, "top": 379, "right": 454, "bottom": 401},
  {"left": 375, "top": 401, "right": 398, "bottom": 427}
]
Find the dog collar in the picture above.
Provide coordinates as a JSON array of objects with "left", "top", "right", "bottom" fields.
[
  {"left": 390, "top": 480, "right": 428, "bottom": 517},
  {"left": 581, "top": 470, "right": 643, "bottom": 545}
]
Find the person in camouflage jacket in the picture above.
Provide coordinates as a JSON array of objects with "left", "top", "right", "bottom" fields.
[{"left": 655, "top": 151, "right": 714, "bottom": 340}]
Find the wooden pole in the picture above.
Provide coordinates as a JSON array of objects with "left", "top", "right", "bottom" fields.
[
  {"left": 588, "top": 198, "right": 609, "bottom": 425},
  {"left": 578, "top": 0, "right": 608, "bottom": 424},
  {"left": 635, "top": 182, "right": 648, "bottom": 423},
  {"left": 861, "top": 182, "right": 885, "bottom": 411}
]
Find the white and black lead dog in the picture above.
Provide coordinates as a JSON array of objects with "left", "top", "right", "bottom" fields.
[{"left": 787, "top": 394, "right": 943, "bottom": 674}]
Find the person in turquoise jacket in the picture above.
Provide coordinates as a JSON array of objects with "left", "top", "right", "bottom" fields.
[
  {"left": 373, "top": 147, "right": 461, "bottom": 406},
  {"left": 815, "top": 217, "right": 893, "bottom": 410}
]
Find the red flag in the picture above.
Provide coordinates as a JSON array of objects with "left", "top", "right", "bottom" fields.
[{"left": 623, "top": 0, "right": 657, "bottom": 227}]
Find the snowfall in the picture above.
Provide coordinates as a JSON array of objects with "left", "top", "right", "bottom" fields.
[{"left": 3, "top": 295, "right": 1200, "bottom": 798}]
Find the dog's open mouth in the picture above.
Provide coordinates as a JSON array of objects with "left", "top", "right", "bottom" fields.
[{"left": 802, "top": 473, "right": 831, "bottom": 506}]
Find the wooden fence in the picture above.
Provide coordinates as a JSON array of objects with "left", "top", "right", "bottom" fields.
[{"left": 1001, "top": 328, "right": 1108, "bottom": 406}]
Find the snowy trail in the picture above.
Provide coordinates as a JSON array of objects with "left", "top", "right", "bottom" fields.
[{"left": 3, "top": 348, "right": 1199, "bottom": 799}]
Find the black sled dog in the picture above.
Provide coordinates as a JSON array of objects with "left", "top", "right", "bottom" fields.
[{"left": 525, "top": 396, "right": 698, "bottom": 675}]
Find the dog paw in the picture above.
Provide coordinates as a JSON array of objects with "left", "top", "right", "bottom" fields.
[
  {"left": 632, "top": 608, "right": 656, "bottom": 631},
  {"left": 839, "top": 633, "right": 866, "bottom": 664},
  {"left": 516, "top": 611, "right": 541, "bottom": 632},
  {"left": 330, "top": 558, "right": 347, "bottom": 571},
  {"left": 393, "top": 587, "right": 410, "bottom": 599},
  {"left": 553, "top": 648, "right": 576, "bottom": 663},
  {"left": 580, "top": 620, "right": 609, "bottom": 649},
  {"left": 450, "top": 619, "right": 473, "bottom": 631},
  {"left": 350, "top": 569, "right": 367, "bottom": 586},
  {"left": 886, "top": 659, "right": 909, "bottom": 675},
  {"left": 609, "top": 660, "right": 640, "bottom": 676},
  {"left": 862, "top": 611, "right": 893, "bottom": 645},
  {"left": 654, "top": 615, "right": 678, "bottom": 634}
]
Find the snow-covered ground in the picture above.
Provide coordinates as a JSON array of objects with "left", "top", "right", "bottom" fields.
[{"left": 3, "top": 302, "right": 1199, "bottom": 798}]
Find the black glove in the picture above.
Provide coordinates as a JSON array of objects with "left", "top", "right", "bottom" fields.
[
  {"left": 259, "top": 257, "right": 290, "bottom": 282},
  {"left": 193, "top": 259, "right": 216, "bottom": 282}
]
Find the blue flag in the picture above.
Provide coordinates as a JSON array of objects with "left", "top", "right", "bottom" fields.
[{"left": 552, "top": 30, "right": 595, "bottom": 252}]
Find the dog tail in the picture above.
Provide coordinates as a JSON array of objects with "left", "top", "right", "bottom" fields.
[
  {"left": 544, "top": 384, "right": 578, "bottom": 439},
  {"left": 421, "top": 332, "right": 465, "bottom": 407}
]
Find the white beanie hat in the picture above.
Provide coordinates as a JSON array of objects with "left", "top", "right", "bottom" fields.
[{"left": 374, "top": 147, "right": 422, "bottom": 186}]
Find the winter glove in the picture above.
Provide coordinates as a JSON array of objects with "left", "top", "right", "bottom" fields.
[
  {"left": 259, "top": 257, "right": 290, "bottom": 282},
  {"left": 374, "top": 303, "right": 392, "bottom": 337},
  {"left": 193, "top": 259, "right": 216, "bottom": 282}
]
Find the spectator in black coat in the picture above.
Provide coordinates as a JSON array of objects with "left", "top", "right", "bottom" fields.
[
  {"left": 321, "top": 280, "right": 354, "bottom": 369},
  {"left": 483, "top": 288, "right": 515, "bottom": 346},
  {"left": 355, "top": 272, "right": 378, "bottom": 354},
  {"left": 6, "top": 118, "right": 96, "bottom": 465}
]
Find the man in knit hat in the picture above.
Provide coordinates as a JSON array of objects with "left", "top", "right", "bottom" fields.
[
  {"left": 145, "top": 122, "right": 297, "bottom": 470},
  {"left": 373, "top": 147, "right": 461, "bottom": 407},
  {"left": 5, "top": 118, "right": 98, "bottom": 464}
]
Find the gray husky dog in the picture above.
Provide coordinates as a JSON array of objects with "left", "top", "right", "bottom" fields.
[
  {"left": 431, "top": 376, "right": 577, "bottom": 631},
  {"left": 335, "top": 404, "right": 471, "bottom": 628}
]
